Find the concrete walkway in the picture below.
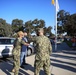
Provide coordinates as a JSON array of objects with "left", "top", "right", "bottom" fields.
[
  {"left": 0, "top": 42, "right": 76, "bottom": 75},
  {"left": 51, "top": 42, "right": 76, "bottom": 75}
]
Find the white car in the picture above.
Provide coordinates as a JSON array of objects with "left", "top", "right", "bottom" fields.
[
  {"left": 0, "top": 37, "right": 15, "bottom": 58},
  {"left": 0, "top": 37, "right": 34, "bottom": 58}
]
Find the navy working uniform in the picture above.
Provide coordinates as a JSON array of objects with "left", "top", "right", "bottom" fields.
[
  {"left": 30, "top": 28, "right": 52, "bottom": 75},
  {"left": 12, "top": 38, "right": 26, "bottom": 75}
]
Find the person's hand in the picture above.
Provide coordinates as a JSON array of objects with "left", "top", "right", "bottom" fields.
[{"left": 26, "top": 43, "right": 30, "bottom": 46}]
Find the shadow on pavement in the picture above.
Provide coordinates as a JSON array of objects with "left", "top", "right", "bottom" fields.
[
  {"left": 40, "top": 70, "right": 54, "bottom": 75},
  {"left": 51, "top": 54, "right": 76, "bottom": 60},
  {"left": 51, "top": 58, "right": 76, "bottom": 66},
  {"left": 23, "top": 63, "right": 34, "bottom": 72},
  {"left": 51, "top": 42, "right": 76, "bottom": 73},
  {"left": 0, "top": 58, "right": 9, "bottom": 62},
  {"left": 0, "top": 58, "right": 34, "bottom": 75},
  {"left": 62, "top": 50, "right": 76, "bottom": 55},
  {"left": 19, "top": 69, "right": 29, "bottom": 75},
  {"left": 23, "top": 64, "right": 54, "bottom": 75},
  {"left": 0, "top": 61, "right": 12, "bottom": 75},
  {"left": 0, "top": 58, "right": 54, "bottom": 75},
  {"left": 51, "top": 62, "right": 76, "bottom": 72},
  {"left": 50, "top": 52, "right": 76, "bottom": 72}
]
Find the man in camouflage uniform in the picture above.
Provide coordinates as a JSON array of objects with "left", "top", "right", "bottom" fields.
[{"left": 31, "top": 28, "right": 52, "bottom": 75}]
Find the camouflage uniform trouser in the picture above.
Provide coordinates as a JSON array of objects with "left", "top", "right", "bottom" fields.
[
  {"left": 13, "top": 55, "right": 20, "bottom": 75},
  {"left": 34, "top": 58, "right": 51, "bottom": 75}
]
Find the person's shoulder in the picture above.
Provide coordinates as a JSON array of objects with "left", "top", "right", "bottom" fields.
[
  {"left": 18, "top": 38, "right": 22, "bottom": 41},
  {"left": 44, "top": 36, "right": 50, "bottom": 41},
  {"left": 44, "top": 35, "right": 49, "bottom": 39}
]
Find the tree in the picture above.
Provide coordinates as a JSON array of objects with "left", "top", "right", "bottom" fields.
[
  {"left": 32, "top": 18, "right": 39, "bottom": 31},
  {"left": 57, "top": 10, "right": 76, "bottom": 36},
  {"left": 25, "top": 20, "right": 33, "bottom": 36},
  {"left": 64, "top": 14, "right": 76, "bottom": 36},
  {"left": 0, "top": 18, "right": 12, "bottom": 37},
  {"left": 32, "top": 19, "right": 45, "bottom": 32},
  {"left": 43, "top": 26, "right": 53, "bottom": 37},
  {"left": 39, "top": 19, "right": 45, "bottom": 28},
  {"left": 12, "top": 19, "right": 23, "bottom": 33},
  {"left": 0, "top": 18, "right": 6, "bottom": 25},
  {"left": 46, "top": 26, "right": 52, "bottom": 36},
  {"left": 32, "top": 19, "right": 53, "bottom": 37},
  {"left": 5, "top": 23, "right": 13, "bottom": 37},
  {"left": 57, "top": 10, "right": 70, "bottom": 35},
  {"left": 0, "top": 23, "right": 5, "bottom": 36},
  {"left": 0, "top": 18, "right": 53, "bottom": 37}
]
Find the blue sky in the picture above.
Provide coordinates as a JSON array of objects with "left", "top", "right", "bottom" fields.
[{"left": 0, "top": 0, "right": 76, "bottom": 34}]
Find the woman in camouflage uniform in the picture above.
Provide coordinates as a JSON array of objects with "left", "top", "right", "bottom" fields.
[{"left": 12, "top": 31, "right": 29, "bottom": 75}]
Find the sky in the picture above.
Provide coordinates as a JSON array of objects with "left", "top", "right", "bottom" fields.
[{"left": 0, "top": 0, "right": 76, "bottom": 34}]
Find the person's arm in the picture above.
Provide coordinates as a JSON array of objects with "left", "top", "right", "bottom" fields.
[
  {"left": 21, "top": 40, "right": 29, "bottom": 46},
  {"left": 28, "top": 36, "right": 36, "bottom": 43}
]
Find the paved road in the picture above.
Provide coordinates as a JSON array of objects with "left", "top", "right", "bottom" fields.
[{"left": 0, "top": 42, "right": 76, "bottom": 75}]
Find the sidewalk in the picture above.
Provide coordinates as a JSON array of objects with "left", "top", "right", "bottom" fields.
[
  {"left": 0, "top": 42, "right": 76, "bottom": 75},
  {"left": 24, "top": 42, "right": 76, "bottom": 75},
  {"left": 51, "top": 42, "right": 76, "bottom": 75}
]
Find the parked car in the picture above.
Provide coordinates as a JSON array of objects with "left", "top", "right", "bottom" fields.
[
  {"left": 27, "top": 42, "right": 34, "bottom": 56},
  {"left": 0, "top": 37, "right": 34, "bottom": 58},
  {"left": 0, "top": 37, "right": 15, "bottom": 58}
]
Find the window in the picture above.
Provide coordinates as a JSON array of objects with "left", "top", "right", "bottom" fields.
[{"left": 0, "top": 39, "right": 15, "bottom": 44}]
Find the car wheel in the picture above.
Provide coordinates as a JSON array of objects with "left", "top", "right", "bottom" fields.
[{"left": 27, "top": 48, "right": 32, "bottom": 56}]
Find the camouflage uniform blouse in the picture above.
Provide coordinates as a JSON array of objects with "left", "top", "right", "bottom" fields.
[
  {"left": 32, "top": 35, "right": 52, "bottom": 60},
  {"left": 12, "top": 38, "right": 25, "bottom": 56}
]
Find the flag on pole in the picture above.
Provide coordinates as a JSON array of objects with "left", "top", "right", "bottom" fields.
[
  {"left": 56, "top": 0, "right": 59, "bottom": 12},
  {"left": 51, "top": 0, "right": 55, "bottom": 4},
  {"left": 51, "top": 0, "right": 59, "bottom": 12}
]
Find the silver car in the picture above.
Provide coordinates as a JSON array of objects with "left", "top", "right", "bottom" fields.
[
  {"left": 0, "top": 37, "right": 34, "bottom": 58},
  {"left": 27, "top": 42, "right": 34, "bottom": 56}
]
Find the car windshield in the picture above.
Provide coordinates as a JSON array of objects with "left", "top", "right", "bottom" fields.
[{"left": 0, "top": 39, "right": 14, "bottom": 44}]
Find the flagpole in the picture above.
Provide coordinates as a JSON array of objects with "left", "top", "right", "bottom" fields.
[
  {"left": 52, "top": 0, "right": 59, "bottom": 51},
  {"left": 55, "top": 0, "right": 57, "bottom": 51}
]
